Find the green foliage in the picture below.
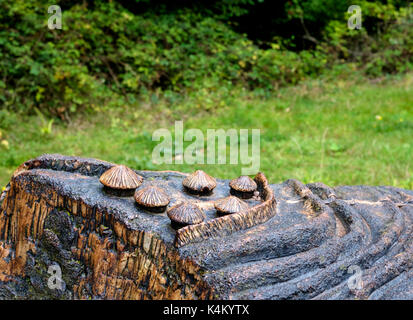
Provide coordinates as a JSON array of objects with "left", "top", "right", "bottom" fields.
[
  {"left": 34, "top": 108, "right": 54, "bottom": 136},
  {"left": 319, "top": 0, "right": 413, "bottom": 75},
  {"left": 0, "top": 0, "right": 411, "bottom": 119}
]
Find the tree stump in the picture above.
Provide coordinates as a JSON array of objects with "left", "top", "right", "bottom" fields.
[{"left": 0, "top": 154, "right": 412, "bottom": 299}]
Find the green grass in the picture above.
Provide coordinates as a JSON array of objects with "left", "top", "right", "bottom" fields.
[{"left": 1, "top": 73, "right": 412, "bottom": 190}]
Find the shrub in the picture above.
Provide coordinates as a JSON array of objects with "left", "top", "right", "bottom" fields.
[{"left": 0, "top": 0, "right": 411, "bottom": 119}]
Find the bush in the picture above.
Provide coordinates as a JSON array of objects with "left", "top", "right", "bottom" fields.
[
  {"left": 0, "top": 0, "right": 411, "bottom": 119},
  {"left": 319, "top": 0, "right": 413, "bottom": 74}
]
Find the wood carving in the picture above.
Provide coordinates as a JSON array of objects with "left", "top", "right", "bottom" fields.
[{"left": 0, "top": 154, "right": 412, "bottom": 300}]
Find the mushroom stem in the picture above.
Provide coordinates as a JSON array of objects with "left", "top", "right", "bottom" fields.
[
  {"left": 136, "top": 203, "right": 168, "bottom": 213},
  {"left": 103, "top": 186, "right": 135, "bottom": 197},
  {"left": 229, "top": 189, "right": 255, "bottom": 199}
]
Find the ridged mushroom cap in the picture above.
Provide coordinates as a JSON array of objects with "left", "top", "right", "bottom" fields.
[
  {"left": 229, "top": 175, "right": 257, "bottom": 192},
  {"left": 167, "top": 202, "right": 205, "bottom": 225},
  {"left": 99, "top": 165, "right": 143, "bottom": 189},
  {"left": 182, "top": 170, "right": 217, "bottom": 192},
  {"left": 214, "top": 196, "right": 249, "bottom": 214},
  {"left": 134, "top": 186, "right": 170, "bottom": 208}
]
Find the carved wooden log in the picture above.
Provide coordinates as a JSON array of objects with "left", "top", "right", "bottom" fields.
[{"left": 0, "top": 154, "right": 412, "bottom": 299}]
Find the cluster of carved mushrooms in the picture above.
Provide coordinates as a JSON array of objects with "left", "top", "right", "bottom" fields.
[{"left": 99, "top": 165, "right": 259, "bottom": 230}]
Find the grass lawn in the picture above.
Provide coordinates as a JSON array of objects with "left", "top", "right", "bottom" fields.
[{"left": 0, "top": 73, "right": 412, "bottom": 190}]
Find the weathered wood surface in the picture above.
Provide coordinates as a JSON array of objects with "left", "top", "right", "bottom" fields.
[{"left": 0, "top": 154, "right": 412, "bottom": 300}]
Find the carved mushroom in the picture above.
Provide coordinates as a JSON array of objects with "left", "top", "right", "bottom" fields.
[
  {"left": 229, "top": 175, "right": 257, "bottom": 199},
  {"left": 214, "top": 196, "right": 249, "bottom": 216},
  {"left": 167, "top": 202, "right": 205, "bottom": 229},
  {"left": 100, "top": 165, "right": 143, "bottom": 196},
  {"left": 134, "top": 185, "right": 170, "bottom": 213},
  {"left": 182, "top": 170, "right": 217, "bottom": 195}
]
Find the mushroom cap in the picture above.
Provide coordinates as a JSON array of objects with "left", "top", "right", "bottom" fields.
[
  {"left": 214, "top": 196, "right": 249, "bottom": 214},
  {"left": 229, "top": 175, "right": 257, "bottom": 192},
  {"left": 99, "top": 165, "right": 143, "bottom": 190},
  {"left": 182, "top": 170, "right": 217, "bottom": 192},
  {"left": 167, "top": 202, "right": 205, "bottom": 225},
  {"left": 134, "top": 185, "right": 170, "bottom": 208}
]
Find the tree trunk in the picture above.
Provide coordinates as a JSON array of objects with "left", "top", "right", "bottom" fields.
[{"left": 0, "top": 155, "right": 412, "bottom": 299}]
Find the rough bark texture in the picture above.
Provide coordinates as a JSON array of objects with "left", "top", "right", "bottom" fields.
[{"left": 0, "top": 154, "right": 412, "bottom": 300}]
